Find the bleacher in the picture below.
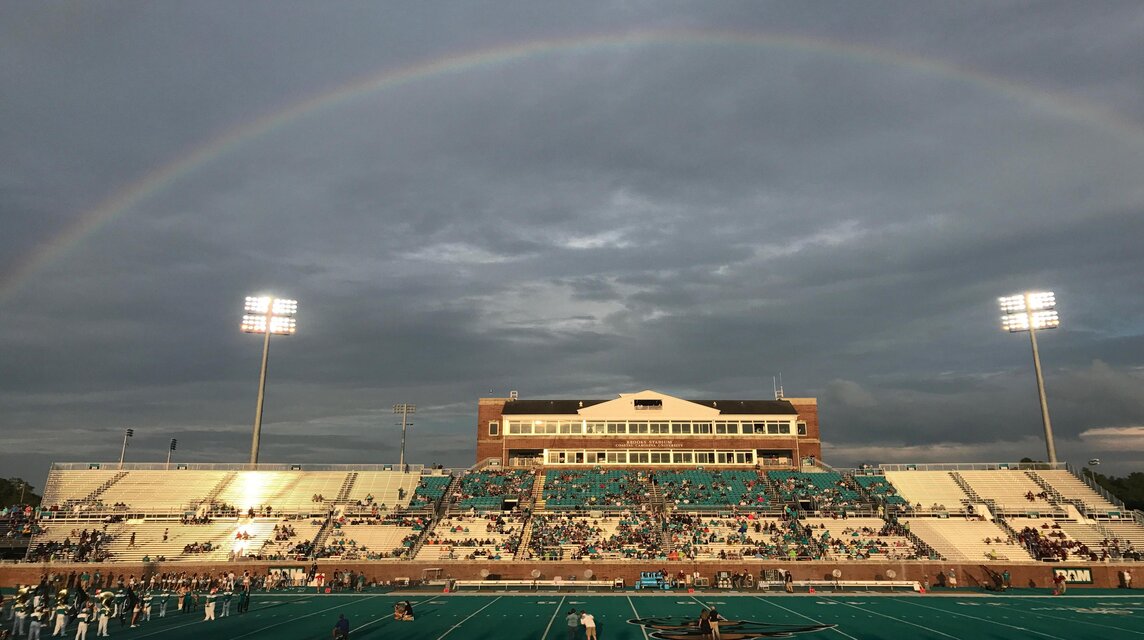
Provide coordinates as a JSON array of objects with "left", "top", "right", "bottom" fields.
[
  {"left": 527, "top": 512, "right": 661, "bottom": 560},
  {"left": 667, "top": 514, "right": 820, "bottom": 561},
  {"left": 802, "top": 517, "right": 917, "bottom": 560},
  {"left": 767, "top": 471, "right": 865, "bottom": 512},
  {"left": 851, "top": 475, "right": 907, "bottom": 506},
  {"left": 656, "top": 470, "right": 769, "bottom": 511},
  {"left": 319, "top": 515, "right": 428, "bottom": 559},
  {"left": 417, "top": 513, "right": 524, "bottom": 561},
  {"left": 905, "top": 519, "right": 1034, "bottom": 562},
  {"left": 881, "top": 471, "right": 970, "bottom": 513},
  {"left": 345, "top": 472, "right": 422, "bottom": 511},
  {"left": 455, "top": 470, "right": 535, "bottom": 512},
  {"left": 541, "top": 469, "right": 645, "bottom": 510},
  {"left": 1033, "top": 470, "right": 1122, "bottom": 514},
  {"left": 957, "top": 470, "right": 1057, "bottom": 515},
  {"left": 407, "top": 475, "right": 453, "bottom": 511}
]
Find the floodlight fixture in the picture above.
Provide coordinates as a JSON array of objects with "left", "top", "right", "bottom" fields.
[
  {"left": 166, "top": 438, "right": 178, "bottom": 469},
  {"left": 242, "top": 294, "right": 299, "bottom": 464},
  {"left": 394, "top": 403, "right": 416, "bottom": 469},
  {"left": 119, "top": 428, "right": 135, "bottom": 469},
  {"left": 998, "top": 290, "right": 1060, "bottom": 464}
]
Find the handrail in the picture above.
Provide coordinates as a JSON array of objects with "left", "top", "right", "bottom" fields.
[
  {"left": 1064, "top": 462, "right": 1126, "bottom": 510},
  {"left": 50, "top": 462, "right": 431, "bottom": 472},
  {"left": 879, "top": 462, "right": 1067, "bottom": 472}
]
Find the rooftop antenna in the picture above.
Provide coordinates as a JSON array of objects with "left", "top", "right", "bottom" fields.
[{"left": 773, "top": 374, "right": 784, "bottom": 400}]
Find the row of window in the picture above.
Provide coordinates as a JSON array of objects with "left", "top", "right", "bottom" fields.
[
  {"left": 498, "top": 420, "right": 806, "bottom": 436},
  {"left": 545, "top": 449, "right": 759, "bottom": 465}
]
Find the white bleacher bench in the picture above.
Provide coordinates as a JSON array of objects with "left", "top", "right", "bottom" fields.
[
  {"left": 450, "top": 579, "right": 621, "bottom": 591},
  {"left": 758, "top": 580, "right": 921, "bottom": 592}
]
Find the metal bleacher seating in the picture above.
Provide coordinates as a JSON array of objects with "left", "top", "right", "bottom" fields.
[
  {"left": 881, "top": 471, "right": 969, "bottom": 513},
  {"left": 1032, "top": 470, "right": 1122, "bottom": 514},
  {"left": 904, "top": 518, "right": 1034, "bottom": 562},
  {"left": 956, "top": 470, "right": 1057, "bottom": 514}
]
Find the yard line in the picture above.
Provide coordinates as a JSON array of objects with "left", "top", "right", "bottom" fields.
[
  {"left": 540, "top": 595, "right": 566, "bottom": 640},
  {"left": 352, "top": 595, "right": 443, "bottom": 635},
  {"left": 130, "top": 595, "right": 382, "bottom": 640},
  {"left": 894, "top": 598, "right": 1071, "bottom": 640},
  {"left": 988, "top": 601, "right": 1144, "bottom": 636},
  {"left": 825, "top": 597, "right": 962, "bottom": 639},
  {"left": 228, "top": 595, "right": 384, "bottom": 640},
  {"left": 627, "top": 596, "right": 650, "bottom": 640},
  {"left": 435, "top": 595, "right": 502, "bottom": 640},
  {"left": 752, "top": 596, "right": 860, "bottom": 640}
]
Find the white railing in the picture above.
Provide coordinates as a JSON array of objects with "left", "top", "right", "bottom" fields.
[
  {"left": 50, "top": 462, "right": 431, "bottom": 473},
  {"left": 879, "top": 462, "right": 1067, "bottom": 472}
]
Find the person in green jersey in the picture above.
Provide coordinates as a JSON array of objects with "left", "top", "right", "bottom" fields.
[
  {"left": 220, "top": 589, "right": 232, "bottom": 618},
  {"left": 96, "top": 594, "right": 112, "bottom": 638},
  {"left": 202, "top": 588, "right": 216, "bottom": 622}
]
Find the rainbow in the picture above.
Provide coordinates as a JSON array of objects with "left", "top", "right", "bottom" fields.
[{"left": 4, "top": 28, "right": 1141, "bottom": 304}]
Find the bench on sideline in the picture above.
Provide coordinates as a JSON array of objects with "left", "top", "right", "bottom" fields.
[{"left": 450, "top": 578, "right": 622, "bottom": 591}]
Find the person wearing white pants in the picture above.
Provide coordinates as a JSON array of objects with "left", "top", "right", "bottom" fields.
[
  {"left": 96, "top": 603, "right": 111, "bottom": 637},
  {"left": 74, "top": 606, "right": 91, "bottom": 640},
  {"left": 53, "top": 600, "right": 69, "bottom": 637}
]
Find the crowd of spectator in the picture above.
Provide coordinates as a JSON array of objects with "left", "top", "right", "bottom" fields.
[
  {"left": 26, "top": 527, "right": 112, "bottom": 562},
  {"left": 655, "top": 470, "right": 769, "bottom": 509},
  {"left": 454, "top": 470, "right": 535, "bottom": 510},
  {"left": 422, "top": 514, "right": 522, "bottom": 559},
  {"left": 528, "top": 512, "right": 662, "bottom": 560},
  {"left": 1013, "top": 523, "right": 1140, "bottom": 562},
  {"left": 667, "top": 514, "right": 822, "bottom": 561},
  {"left": 543, "top": 469, "right": 647, "bottom": 509}
]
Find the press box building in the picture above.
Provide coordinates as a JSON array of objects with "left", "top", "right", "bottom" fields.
[{"left": 476, "top": 390, "right": 820, "bottom": 469}]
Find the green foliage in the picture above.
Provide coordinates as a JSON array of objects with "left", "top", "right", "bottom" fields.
[
  {"left": 1088, "top": 470, "right": 1144, "bottom": 511},
  {"left": 0, "top": 477, "right": 41, "bottom": 508}
]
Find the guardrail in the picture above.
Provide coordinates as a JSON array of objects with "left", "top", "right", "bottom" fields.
[{"left": 879, "top": 462, "right": 1067, "bottom": 472}]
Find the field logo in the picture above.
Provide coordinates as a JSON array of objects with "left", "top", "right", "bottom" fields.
[
  {"left": 1053, "top": 567, "right": 1094, "bottom": 584},
  {"left": 628, "top": 615, "right": 834, "bottom": 638}
]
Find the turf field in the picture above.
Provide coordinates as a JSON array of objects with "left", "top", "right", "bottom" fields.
[{"left": 12, "top": 589, "right": 1144, "bottom": 639}]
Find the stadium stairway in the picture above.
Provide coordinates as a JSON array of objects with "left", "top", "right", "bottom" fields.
[
  {"left": 335, "top": 472, "right": 359, "bottom": 503},
  {"left": 514, "top": 514, "right": 536, "bottom": 560},
  {"left": 83, "top": 471, "right": 128, "bottom": 504},
  {"left": 531, "top": 473, "right": 546, "bottom": 510},
  {"left": 197, "top": 471, "right": 238, "bottom": 510},
  {"left": 949, "top": 472, "right": 984, "bottom": 504}
]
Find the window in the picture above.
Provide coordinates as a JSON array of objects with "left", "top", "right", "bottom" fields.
[
  {"left": 671, "top": 422, "right": 691, "bottom": 434},
  {"left": 630, "top": 422, "right": 649, "bottom": 434},
  {"left": 649, "top": 422, "right": 670, "bottom": 434},
  {"left": 586, "top": 422, "right": 605, "bottom": 434},
  {"left": 606, "top": 451, "right": 626, "bottom": 464},
  {"left": 766, "top": 421, "right": 780, "bottom": 434},
  {"left": 488, "top": 421, "right": 499, "bottom": 436},
  {"left": 797, "top": 422, "right": 807, "bottom": 436},
  {"left": 717, "top": 451, "right": 734, "bottom": 464},
  {"left": 736, "top": 451, "right": 752, "bottom": 464},
  {"left": 634, "top": 398, "right": 663, "bottom": 410},
  {"left": 548, "top": 451, "right": 563, "bottom": 464},
  {"left": 695, "top": 452, "right": 715, "bottom": 464},
  {"left": 607, "top": 421, "right": 626, "bottom": 434},
  {"left": 693, "top": 422, "right": 712, "bottom": 434},
  {"left": 673, "top": 452, "right": 693, "bottom": 464},
  {"left": 650, "top": 452, "right": 671, "bottom": 464},
  {"left": 631, "top": 451, "right": 650, "bottom": 464},
  {"left": 779, "top": 422, "right": 791, "bottom": 434},
  {"left": 559, "top": 421, "right": 580, "bottom": 434},
  {"left": 715, "top": 421, "right": 738, "bottom": 435},
  {"left": 753, "top": 422, "right": 767, "bottom": 434}
]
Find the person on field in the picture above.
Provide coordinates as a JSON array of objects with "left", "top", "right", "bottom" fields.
[
  {"left": 565, "top": 608, "right": 580, "bottom": 640},
  {"left": 580, "top": 610, "right": 596, "bottom": 640},
  {"left": 332, "top": 613, "right": 349, "bottom": 639}
]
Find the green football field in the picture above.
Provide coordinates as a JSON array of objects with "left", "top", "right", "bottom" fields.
[{"left": 13, "top": 589, "right": 1144, "bottom": 639}]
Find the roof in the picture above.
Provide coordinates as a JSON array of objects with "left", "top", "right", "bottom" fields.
[{"left": 499, "top": 398, "right": 798, "bottom": 416}]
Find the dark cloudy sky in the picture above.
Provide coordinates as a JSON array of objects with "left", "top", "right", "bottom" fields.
[{"left": 3, "top": 2, "right": 1144, "bottom": 490}]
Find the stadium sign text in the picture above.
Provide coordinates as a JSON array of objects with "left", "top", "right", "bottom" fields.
[
  {"left": 1053, "top": 567, "right": 1093, "bottom": 584},
  {"left": 619, "top": 440, "right": 684, "bottom": 448}
]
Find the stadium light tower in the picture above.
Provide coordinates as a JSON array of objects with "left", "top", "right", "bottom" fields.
[
  {"left": 166, "top": 438, "right": 177, "bottom": 470},
  {"left": 999, "top": 291, "right": 1060, "bottom": 464},
  {"left": 242, "top": 296, "right": 298, "bottom": 465},
  {"left": 118, "top": 428, "right": 134, "bottom": 469},
  {"left": 393, "top": 403, "right": 415, "bottom": 469}
]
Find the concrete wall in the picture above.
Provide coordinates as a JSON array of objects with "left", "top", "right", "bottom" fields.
[{"left": 2, "top": 560, "right": 1133, "bottom": 590}]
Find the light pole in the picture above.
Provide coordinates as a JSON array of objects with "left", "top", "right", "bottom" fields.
[
  {"left": 393, "top": 403, "right": 416, "bottom": 469},
  {"left": 166, "top": 438, "right": 177, "bottom": 470},
  {"left": 118, "top": 428, "right": 134, "bottom": 469},
  {"left": 999, "top": 291, "right": 1060, "bottom": 464},
  {"left": 242, "top": 296, "right": 298, "bottom": 465}
]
